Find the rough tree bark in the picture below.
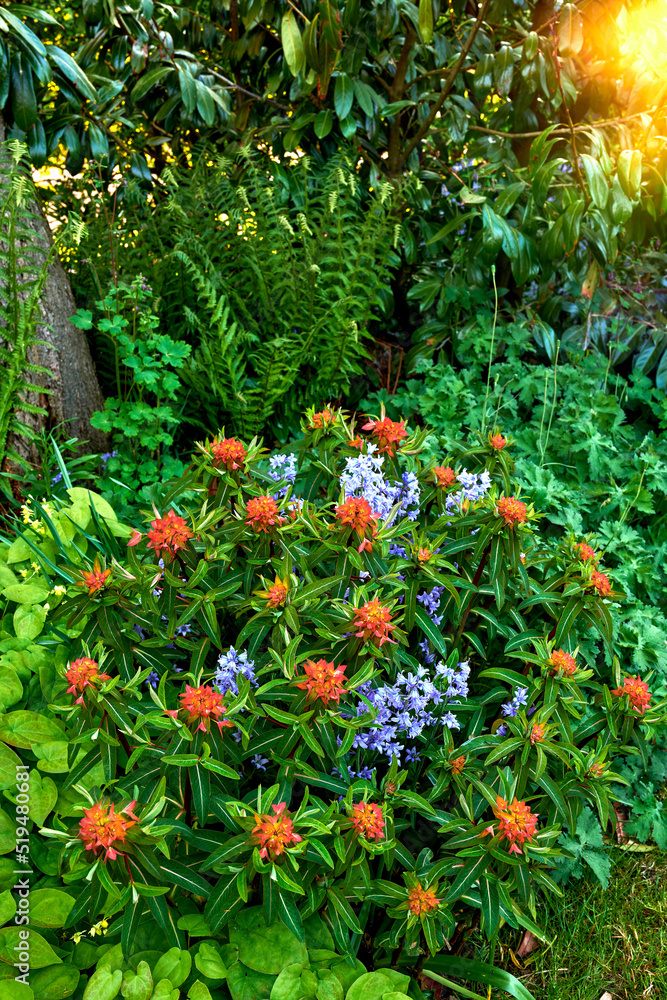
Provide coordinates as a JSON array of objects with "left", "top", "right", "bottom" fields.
[{"left": 0, "top": 113, "right": 107, "bottom": 463}]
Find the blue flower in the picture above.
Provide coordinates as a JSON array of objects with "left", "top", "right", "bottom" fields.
[
  {"left": 215, "top": 647, "right": 257, "bottom": 696},
  {"left": 251, "top": 754, "right": 269, "bottom": 771}
]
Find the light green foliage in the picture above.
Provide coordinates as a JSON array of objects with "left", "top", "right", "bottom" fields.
[
  {"left": 72, "top": 276, "right": 190, "bottom": 492},
  {"left": 551, "top": 807, "right": 611, "bottom": 889}
]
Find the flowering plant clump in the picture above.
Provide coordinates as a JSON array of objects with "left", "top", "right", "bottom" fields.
[{"left": 8, "top": 406, "right": 666, "bottom": 974}]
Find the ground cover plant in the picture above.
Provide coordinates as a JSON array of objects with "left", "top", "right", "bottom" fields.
[{"left": 1, "top": 407, "right": 665, "bottom": 999}]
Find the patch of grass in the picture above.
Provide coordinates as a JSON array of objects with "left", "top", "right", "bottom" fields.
[{"left": 493, "top": 850, "right": 667, "bottom": 1000}]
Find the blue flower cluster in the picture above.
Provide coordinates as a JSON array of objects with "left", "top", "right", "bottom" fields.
[
  {"left": 445, "top": 469, "right": 492, "bottom": 512},
  {"left": 417, "top": 585, "right": 446, "bottom": 627},
  {"left": 350, "top": 660, "right": 470, "bottom": 763},
  {"left": 215, "top": 646, "right": 257, "bottom": 696},
  {"left": 339, "top": 449, "right": 420, "bottom": 522},
  {"left": 268, "top": 453, "right": 297, "bottom": 498},
  {"left": 496, "top": 686, "right": 529, "bottom": 736}
]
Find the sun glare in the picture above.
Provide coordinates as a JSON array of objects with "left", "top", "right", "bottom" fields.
[{"left": 615, "top": 1, "right": 667, "bottom": 82}]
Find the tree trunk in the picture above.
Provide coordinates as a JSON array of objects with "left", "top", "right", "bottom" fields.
[{"left": 0, "top": 113, "right": 107, "bottom": 464}]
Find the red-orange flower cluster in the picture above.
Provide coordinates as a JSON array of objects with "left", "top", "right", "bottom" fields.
[
  {"left": 147, "top": 509, "right": 193, "bottom": 560},
  {"left": 66, "top": 657, "right": 111, "bottom": 705},
  {"left": 417, "top": 547, "right": 431, "bottom": 564},
  {"left": 588, "top": 762, "right": 607, "bottom": 778},
  {"left": 251, "top": 802, "right": 302, "bottom": 860},
  {"left": 79, "top": 559, "right": 111, "bottom": 596},
  {"left": 492, "top": 795, "right": 539, "bottom": 855},
  {"left": 612, "top": 675, "right": 651, "bottom": 716},
  {"left": 351, "top": 598, "right": 397, "bottom": 646},
  {"left": 265, "top": 577, "right": 288, "bottom": 607},
  {"left": 312, "top": 409, "right": 334, "bottom": 429},
  {"left": 529, "top": 722, "right": 547, "bottom": 744},
  {"left": 548, "top": 648, "right": 577, "bottom": 676},
  {"left": 171, "top": 684, "right": 234, "bottom": 733},
  {"left": 362, "top": 416, "right": 408, "bottom": 456},
  {"left": 450, "top": 756, "right": 466, "bottom": 775},
  {"left": 246, "top": 495, "right": 282, "bottom": 533},
  {"left": 408, "top": 882, "right": 440, "bottom": 916},
  {"left": 350, "top": 801, "right": 385, "bottom": 841},
  {"left": 490, "top": 433, "right": 507, "bottom": 451},
  {"left": 575, "top": 541, "right": 598, "bottom": 563},
  {"left": 496, "top": 496, "right": 528, "bottom": 528},
  {"left": 79, "top": 801, "right": 138, "bottom": 861},
  {"left": 589, "top": 570, "right": 612, "bottom": 597},
  {"left": 335, "top": 497, "right": 377, "bottom": 548},
  {"left": 296, "top": 658, "right": 348, "bottom": 707},
  {"left": 434, "top": 465, "right": 456, "bottom": 488},
  {"left": 211, "top": 437, "right": 246, "bottom": 471}
]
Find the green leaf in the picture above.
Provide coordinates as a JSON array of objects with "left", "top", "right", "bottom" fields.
[
  {"left": 230, "top": 907, "right": 308, "bottom": 974},
  {"left": 11, "top": 55, "right": 37, "bottom": 130},
  {"left": 617, "top": 149, "right": 642, "bottom": 202},
  {"left": 27, "top": 771, "right": 57, "bottom": 827},
  {"left": 558, "top": 3, "right": 583, "bottom": 55},
  {"left": 83, "top": 966, "right": 122, "bottom": 1000},
  {"left": 0, "top": 927, "right": 62, "bottom": 969},
  {"left": 13, "top": 603, "right": 47, "bottom": 640},
  {"left": 334, "top": 73, "right": 354, "bottom": 120},
  {"left": 580, "top": 153, "right": 609, "bottom": 210},
  {"left": 47, "top": 45, "right": 98, "bottom": 101},
  {"left": 153, "top": 949, "right": 191, "bottom": 988},
  {"left": 195, "top": 942, "right": 227, "bottom": 979},
  {"left": 314, "top": 109, "right": 333, "bottom": 138},
  {"left": 28, "top": 888, "right": 75, "bottom": 928},
  {"left": 0, "top": 711, "right": 64, "bottom": 748},
  {"left": 445, "top": 855, "right": 488, "bottom": 903},
  {"left": 415, "top": 606, "right": 448, "bottom": 656},
  {"left": 424, "top": 956, "right": 536, "bottom": 1000},
  {"left": 281, "top": 11, "right": 305, "bottom": 76},
  {"left": 418, "top": 0, "right": 433, "bottom": 43}
]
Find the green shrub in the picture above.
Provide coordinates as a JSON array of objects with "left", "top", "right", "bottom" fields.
[{"left": 1, "top": 406, "right": 665, "bottom": 992}]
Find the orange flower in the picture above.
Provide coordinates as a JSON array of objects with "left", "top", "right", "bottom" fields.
[
  {"left": 489, "top": 433, "right": 507, "bottom": 451},
  {"left": 350, "top": 801, "right": 385, "bottom": 841},
  {"left": 434, "top": 465, "right": 456, "bottom": 488},
  {"left": 174, "top": 684, "right": 234, "bottom": 733},
  {"left": 256, "top": 575, "right": 289, "bottom": 608},
  {"left": 147, "top": 509, "right": 193, "bottom": 560},
  {"left": 65, "top": 657, "right": 111, "bottom": 706},
  {"left": 127, "top": 529, "right": 143, "bottom": 547},
  {"left": 575, "top": 541, "right": 598, "bottom": 563},
  {"left": 589, "top": 570, "right": 612, "bottom": 597},
  {"left": 79, "top": 801, "right": 138, "bottom": 861},
  {"left": 529, "top": 722, "right": 546, "bottom": 744},
  {"left": 211, "top": 437, "right": 246, "bottom": 472},
  {"left": 408, "top": 882, "right": 440, "bottom": 916},
  {"left": 336, "top": 497, "right": 377, "bottom": 543},
  {"left": 348, "top": 436, "right": 364, "bottom": 449},
  {"left": 417, "top": 547, "right": 431, "bottom": 564},
  {"left": 246, "top": 495, "right": 281, "bottom": 533},
  {"left": 587, "top": 762, "right": 607, "bottom": 778},
  {"left": 450, "top": 755, "right": 466, "bottom": 775},
  {"left": 251, "top": 802, "right": 302, "bottom": 860},
  {"left": 295, "top": 658, "right": 348, "bottom": 707},
  {"left": 611, "top": 675, "right": 651, "bottom": 716},
  {"left": 548, "top": 648, "right": 577, "bottom": 676},
  {"left": 496, "top": 496, "right": 528, "bottom": 528},
  {"left": 351, "top": 597, "right": 397, "bottom": 646},
  {"left": 492, "top": 795, "right": 539, "bottom": 855},
  {"left": 312, "top": 409, "right": 333, "bottom": 429},
  {"left": 362, "top": 416, "right": 408, "bottom": 456},
  {"left": 79, "top": 559, "right": 111, "bottom": 596}
]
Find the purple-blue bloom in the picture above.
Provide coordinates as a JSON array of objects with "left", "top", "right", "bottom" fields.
[{"left": 215, "top": 646, "right": 257, "bottom": 696}]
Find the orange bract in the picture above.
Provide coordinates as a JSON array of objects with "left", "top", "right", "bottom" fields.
[
  {"left": 246, "top": 495, "right": 281, "bottom": 533},
  {"left": 312, "top": 409, "right": 333, "bottom": 428},
  {"left": 450, "top": 756, "right": 466, "bottom": 775},
  {"left": 295, "top": 659, "right": 348, "bottom": 707},
  {"left": 492, "top": 795, "right": 539, "bottom": 855},
  {"left": 489, "top": 433, "right": 507, "bottom": 451},
  {"left": 147, "top": 509, "right": 193, "bottom": 559},
  {"left": 176, "top": 684, "right": 234, "bottom": 733},
  {"left": 66, "top": 657, "right": 111, "bottom": 705},
  {"left": 261, "top": 576, "right": 289, "bottom": 608},
  {"left": 590, "top": 570, "right": 612, "bottom": 597},
  {"left": 361, "top": 416, "right": 408, "bottom": 456},
  {"left": 351, "top": 598, "right": 397, "bottom": 646},
  {"left": 575, "top": 541, "right": 598, "bottom": 563},
  {"left": 529, "top": 722, "right": 547, "bottom": 744},
  {"left": 496, "top": 496, "right": 528, "bottom": 527},
  {"left": 417, "top": 547, "right": 431, "bottom": 564},
  {"left": 612, "top": 675, "right": 651, "bottom": 716},
  {"left": 335, "top": 497, "right": 377, "bottom": 539},
  {"left": 350, "top": 801, "right": 385, "bottom": 841},
  {"left": 211, "top": 437, "right": 246, "bottom": 472},
  {"left": 408, "top": 882, "right": 440, "bottom": 916},
  {"left": 251, "top": 802, "right": 302, "bottom": 860},
  {"left": 548, "top": 648, "right": 577, "bottom": 676},
  {"left": 79, "top": 801, "right": 138, "bottom": 861},
  {"left": 434, "top": 465, "right": 456, "bottom": 488},
  {"left": 80, "top": 559, "right": 111, "bottom": 596}
]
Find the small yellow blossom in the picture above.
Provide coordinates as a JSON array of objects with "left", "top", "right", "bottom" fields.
[
  {"left": 31, "top": 562, "right": 40, "bottom": 571},
  {"left": 19, "top": 570, "right": 28, "bottom": 578},
  {"left": 52, "top": 585, "right": 66, "bottom": 597}
]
